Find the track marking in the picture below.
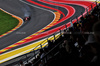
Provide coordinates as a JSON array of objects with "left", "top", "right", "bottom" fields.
[
  {"left": 39, "top": 0, "right": 75, "bottom": 23},
  {"left": 0, "top": 11, "right": 60, "bottom": 53},
  {"left": 0, "top": 0, "right": 97, "bottom": 64},
  {"left": 0, "top": 0, "right": 60, "bottom": 64},
  {"left": 0, "top": 33, "right": 60, "bottom": 64},
  {"left": 0, "top": 0, "right": 57, "bottom": 53}
]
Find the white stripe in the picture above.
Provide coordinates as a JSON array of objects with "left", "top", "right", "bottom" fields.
[
  {"left": 0, "top": 0, "right": 56, "bottom": 53},
  {"left": 0, "top": 0, "right": 57, "bottom": 63},
  {"left": 0, "top": 33, "right": 60, "bottom": 63},
  {"left": 0, "top": 38, "right": 47, "bottom": 63}
]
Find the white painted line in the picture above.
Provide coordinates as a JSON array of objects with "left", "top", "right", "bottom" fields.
[
  {"left": 0, "top": 37, "right": 47, "bottom": 63},
  {"left": 0, "top": 33, "right": 60, "bottom": 63},
  {"left": 0, "top": 0, "right": 56, "bottom": 53},
  {"left": 0, "top": 37, "right": 46, "bottom": 56}
]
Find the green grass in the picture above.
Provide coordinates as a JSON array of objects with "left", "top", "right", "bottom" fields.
[{"left": 0, "top": 10, "right": 19, "bottom": 35}]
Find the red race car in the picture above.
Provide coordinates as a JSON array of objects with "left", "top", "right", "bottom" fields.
[{"left": 23, "top": 16, "right": 31, "bottom": 22}]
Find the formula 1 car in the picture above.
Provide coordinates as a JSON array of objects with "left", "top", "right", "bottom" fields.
[{"left": 23, "top": 16, "right": 31, "bottom": 22}]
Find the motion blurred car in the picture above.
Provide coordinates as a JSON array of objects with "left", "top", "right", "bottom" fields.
[{"left": 23, "top": 16, "right": 31, "bottom": 22}]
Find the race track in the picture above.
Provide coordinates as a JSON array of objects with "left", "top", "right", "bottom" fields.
[
  {"left": 0, "top": 0, "right": 54, "bottom": 51},
  {"left": 0, "top": 0, "right": 96, "bottom": 65}
]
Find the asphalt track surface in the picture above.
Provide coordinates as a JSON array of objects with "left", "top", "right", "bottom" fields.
[
  {"left": 0, "top": 0, "right": 54, "bottom": 51},
  {"left": 0, "top": 0, "right": 93, "bottom": 65},
  {"left": 29, "top": 0, "right": 85, "bottom": 31},
  {"left": 0, "top": 0, "right": 85, "bottom": 53}
]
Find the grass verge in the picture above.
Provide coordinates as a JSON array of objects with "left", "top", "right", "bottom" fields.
[{"left": 0, "top": 10, "right": 19, "bottom": 35}]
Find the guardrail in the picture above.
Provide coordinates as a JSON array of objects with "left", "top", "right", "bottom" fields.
[
  {"left": 1, "top": 1, "right": 98, "bottom": 66},
  {"left": 32, "top": 1, "right": 98, "bottom": 66},
  {"left": 30, "top": 1, "right": 97, "bottom": 53},
  {"left": 19, "top": 1, "right": 98, "bottom": 65}
]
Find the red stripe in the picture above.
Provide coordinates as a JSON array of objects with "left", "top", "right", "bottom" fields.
[
  {"left": 4, "top": 47, "right": 13, "bottom": 49},
  {"left": 39, "top": 0, "right": 75, "bottom": 24},
  {"left": 0, "top": 0, "right": 96, "bottom": 53},
  {"left": 49, "top": 0, "right": 96, "bottom": 11},
  {"left": 0, "top": 52, "right": 3, "bottom": 53},
  {"left": 26, "top": 0, "right": 65, "bottom": 17}
]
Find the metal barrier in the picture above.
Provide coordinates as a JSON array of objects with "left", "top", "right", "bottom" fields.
[
  {"left": 1, "top": 1, "right": 98, "bottom": 66},
  {"left": 33, "top": 38, "right": 64, "bottom": 66},
  {"left": 29, "top": 1, "right": 98, "bottom": 64},
  {"left": 31, "top": 2, "right": 98, "bottom": 66}
]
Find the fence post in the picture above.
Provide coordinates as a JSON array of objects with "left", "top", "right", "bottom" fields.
[
  {"left": 91, "top": 4, "right": 92, "bottom": 8},
  {"left": 96, "top": 1, "right": 97, "bottom": 6},
  {"left": 65, "top": 24, "right": 67, "bottom": 30},
  {"left": 47, "top": 38, "right": 48, "bottom": 42},
  {"left": 86, "top": 8, "right": 89, "bottom": 15},
  {"left": 53, "top": 33, "right": 56, "bottom": 41},
  {"left": 59, "top": 29, "right": 62, "bottom": 35},
  {"left": 33, "top": 50, "right": 36, "bottom": 59},
  {"left": 81, "top": 12, "right": 83, "bottom": 17},
  {"left": 91, "top": 4, "right": 93, "bottom": 12},
  {"left": 76, "top": 16, "right": 78, "bottom": 23},
  {"left": 40, "top": 44, "right": 42, "bottom": 49},
  {"left": 70, "top": 19, "right": 73, "bottom": 27},
  {"left": 26, "top": 54, "right": 28, "bottom": 63}
]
